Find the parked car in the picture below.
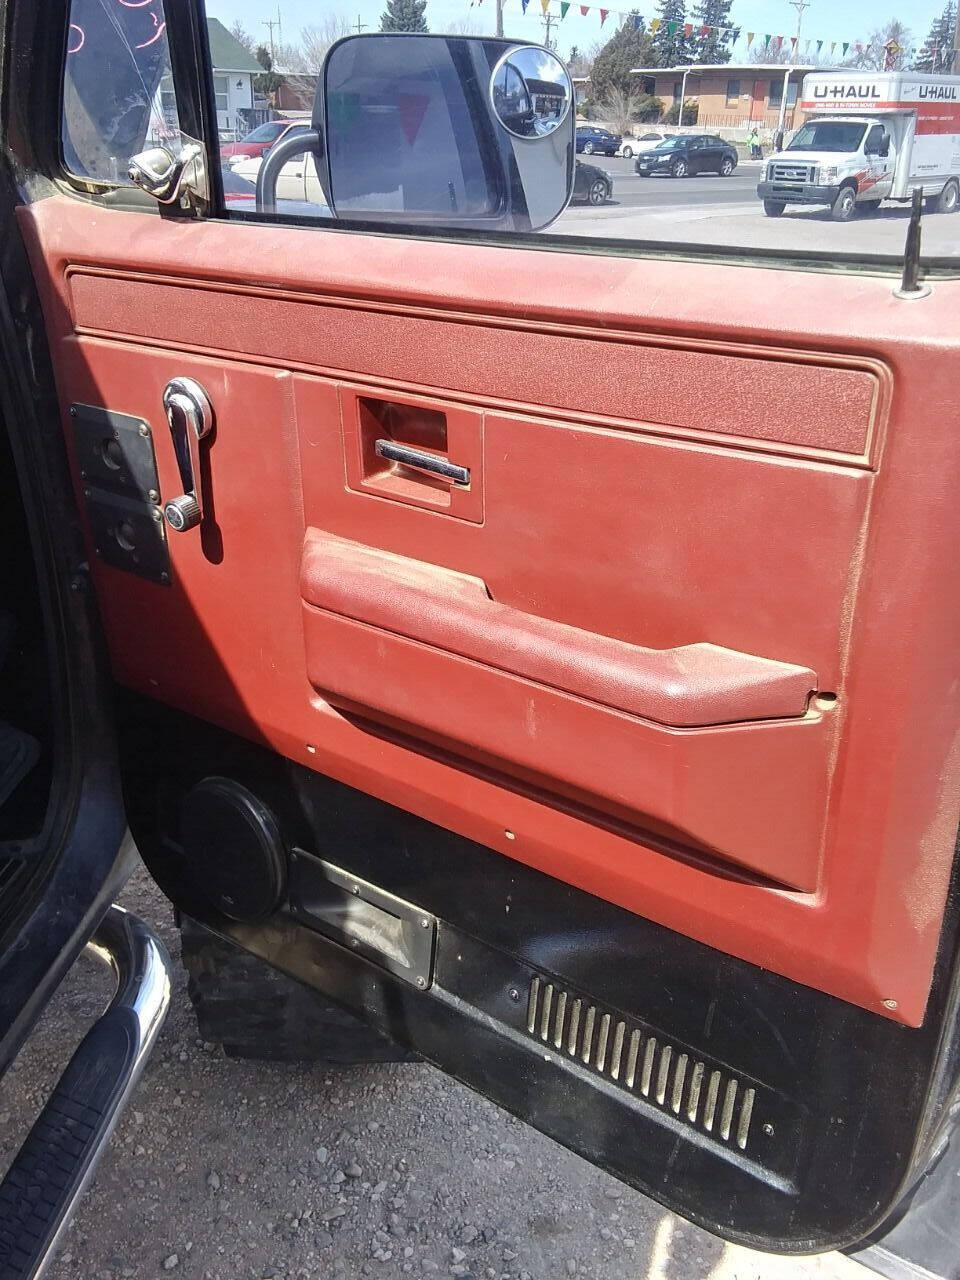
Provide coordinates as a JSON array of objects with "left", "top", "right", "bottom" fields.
[
  {"left": 635, "top": 134, "right": 738, "bottom": 178},
  {"left": 572, "top": 159, "right": 613, "bottom": 204},
  {"left": 575, "top": 125, "right": 621, "bottom": 156},
  {"left": 219, "top": 118, "right": 310, "bottom": 163},
  {"left": 628, "top": 130, "right": 672, "bottom": 155}
]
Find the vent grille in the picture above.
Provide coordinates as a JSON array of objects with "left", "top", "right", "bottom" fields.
[
  {"left": 769, "top": 162, "right": 814, "bottom": 184},
  {"left": 526, "top": 976, "right": 757, "bottom": 1151}
]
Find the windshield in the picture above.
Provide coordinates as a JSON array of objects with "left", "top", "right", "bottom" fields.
[
  {"left": 652, "top": 138, "right": 681, "bottom": 151},
  {"left": 243, "top": 122, "right": 286, "bottom": 144},
  {"left": 787, "top": 121, "right": 868, "bottom": 153}
]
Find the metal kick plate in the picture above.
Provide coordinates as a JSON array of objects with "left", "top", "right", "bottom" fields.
[
  {"left": 70, "top": 404, "right": 160, "bottom": 501},
  {"left": 85, "top": 488, "right": 170, "bottom": 584},
  {"left": 289, "top": 849, "right": 436, "bottom": 990}
]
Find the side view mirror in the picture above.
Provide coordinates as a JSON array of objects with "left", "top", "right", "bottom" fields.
[
  {"left": 256, "top": 36, "right": 574, "bottom": 232},
  {"left": 129, "top": 142, "right": 207, "bottom": 205},
  {"left": 879, "top": 136, "right": 890, "bottom": 157}
]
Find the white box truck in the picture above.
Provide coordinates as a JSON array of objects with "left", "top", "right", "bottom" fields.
[{"left": 757, "top": 70, "right": 960, "bottom": 220}]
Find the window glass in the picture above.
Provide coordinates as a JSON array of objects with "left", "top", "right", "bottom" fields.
[
  {"left": 63, "top": 4, "right": 960, "bottom": 266},
  {"left": 62, "top": 0, "right": 179, "bottom": 183}
]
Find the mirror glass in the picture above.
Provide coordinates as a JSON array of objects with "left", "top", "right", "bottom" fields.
[
  {"left": 490, "top": 47, "right": 572, "bottom": 139},
  {"left": 323, "top": 36, "right": 498, "bottom": 222}
]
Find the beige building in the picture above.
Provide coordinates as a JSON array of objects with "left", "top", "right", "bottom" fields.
[{"left": 629, "top": 63, "right": 816, "bottom": 130}]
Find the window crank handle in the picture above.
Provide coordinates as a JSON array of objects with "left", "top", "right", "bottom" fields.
[{"left": 162, "top": 378, "right": 214, "bottom": 533}]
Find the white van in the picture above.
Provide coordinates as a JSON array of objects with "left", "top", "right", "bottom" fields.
[{"left": 757, "top": 71, "right": 960, "bottom": 219}]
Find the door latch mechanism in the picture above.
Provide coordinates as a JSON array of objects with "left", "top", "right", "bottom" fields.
[{"left": 162, "top": 378, "right": 213, "bottom": 533}]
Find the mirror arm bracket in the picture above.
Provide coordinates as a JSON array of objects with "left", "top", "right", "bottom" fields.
[{"left": 256, "top": 131, "right": 323, "bottom": 214}]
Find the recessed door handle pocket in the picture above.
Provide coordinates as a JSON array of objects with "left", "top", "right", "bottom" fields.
[{"left": 374, "top": 439, "right": 470, "bottom": 487}]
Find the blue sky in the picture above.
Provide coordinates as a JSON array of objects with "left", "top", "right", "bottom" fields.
[{"left": 206, "top": 0, "right": 945, "bottom": 63}]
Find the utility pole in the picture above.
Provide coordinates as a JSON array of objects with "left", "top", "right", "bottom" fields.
[
  {"left": 263, "top": 17, "right": 279, "bottom": 61},
  {"left": 775, "top": 0, "right": 809, "bottom": 143},
  {"left": 788, "top": 0, "right": 809, "bottom": 62},
  {"left": 354, "top": 14, "right": 367, "bottom": 32},
  {"left": 496, "top": 0, "right": 504, "bottom": 38},
  {"left": 953, "top": 0, "right": 960, "bottom": 72},
  {"left": 541, "top": 9, "right": 556, "bottom": 49}
]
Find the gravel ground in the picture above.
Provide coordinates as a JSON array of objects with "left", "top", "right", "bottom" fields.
[{"left": 0, "top": 865, "right": 867, "bottom": 1280}]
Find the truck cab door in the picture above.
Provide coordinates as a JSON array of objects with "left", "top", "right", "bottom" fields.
[
  {"left": 10, "top": 0, "right": 960, "bottom": 1264},
  {"left": 863, "top": 123, "right": 896, "bottom": 198}
]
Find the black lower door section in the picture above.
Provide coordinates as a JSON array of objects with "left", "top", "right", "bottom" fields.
[{"left": 122, "top": 696, "right": 960, "bottom": 1254}]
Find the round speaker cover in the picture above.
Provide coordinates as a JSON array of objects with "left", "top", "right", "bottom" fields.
[{"left": 179, "top": 777, "right": 286, "bottom": 922}]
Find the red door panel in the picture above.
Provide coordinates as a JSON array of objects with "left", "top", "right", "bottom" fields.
[{"left": 18, "top": 197, "right": 960, "bottom": 1028}]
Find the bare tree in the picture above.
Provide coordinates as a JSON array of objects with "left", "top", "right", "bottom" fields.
[
  {"left": 439, "top": 14, "right": 485, "bottom": 34},
  {"left": 230, "top": 20, "right": 254, "bottom": 51},
  {"left": 842, "top": 19, "right": 912, "bottom": 69},
  {"left": 568, "top": 41, "right": 603, "bottom": 78},
  {"left": 748, "top": 43, "right": 793, "bottom": 64},
  {"left": 601, "top": 85, "right": 642, "bottom": 134},
  {"left": 300, "top": 16, "right": 354, "bottom": 70}
]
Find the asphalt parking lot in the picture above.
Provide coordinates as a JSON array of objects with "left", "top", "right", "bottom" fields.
[
  {"left": 554, "top": 155, "right": 960, "bottom": 257},
  {"left": 0, "top": 865, "right": 871, "bottom": 1280}
]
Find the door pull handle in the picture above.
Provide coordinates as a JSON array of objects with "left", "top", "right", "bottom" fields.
[{"left": 374, "top": 439, "right": 470, "bottom": 487}]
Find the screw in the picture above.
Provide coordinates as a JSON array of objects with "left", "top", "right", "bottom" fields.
[
  {"left": 419, "top": 917, "right": 430, "bottom": 929},
  {"left": 113, "top": 430, "right": 120, "bottom": 440},
  {"left": 351, "top": 884, "right": 360, "bottom": 895},
  {"left": 762, "top": 1123, "right": 775, "bottom": 1136},
  {"left": 415, "top": 977, "right": 427, "bottom": 989},
  {"left": 882, "top": 998, "right": 898, "bottom": 1010},
  {"left": 152, "top": 507, "right": 163, "bottom": 523},
  {"left": 80, "top": 469, "right": 87, "bottom": 479},
  {"left": 159, "top": 571, "right": 170, "bottom": 584},
  {"left": 138, "top": 424, "right": 150, "bottom": 438},
  {"left": 83, "top": 488, "right": 91, "bottom": 499},
  {"left": 148, "top": 489, "right": 159, "bottom": 503},
  {"left": 69, "top": 406, "right": 77, "bottom": 418},
  {"left": 508, "top": 988, "right": 520, "bottom": 1002}
]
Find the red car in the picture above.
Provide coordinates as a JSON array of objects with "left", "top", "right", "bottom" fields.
[{"left": 219, "top": 119, "right": 303, "bottom": 161}]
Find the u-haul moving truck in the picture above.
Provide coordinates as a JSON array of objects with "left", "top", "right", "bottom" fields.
[{"left": 756, "top": 71, "right": 960, "bottom": 219}]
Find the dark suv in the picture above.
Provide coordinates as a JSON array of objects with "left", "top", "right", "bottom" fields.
[
  {"left": 635, "top": 134, "right": 738, "bottom": 177},
  {"left": 575, "top": 125, "right": 621, "bottom": 156}
]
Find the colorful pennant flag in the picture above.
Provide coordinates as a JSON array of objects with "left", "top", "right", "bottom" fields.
[
  {"left": 790, "top": 35, "right": 797, "bottom": 50},
  {"left": 540, "top": 0, "right": 549, "bottom": 14},
  {"left": 560, "top": 2, "right": 570, "bottom": 17},
  {"left": 599, "top": 8, "right": 608, "bottom": 23},
  {"left": 773, "top": 34, "right": 783, "bottom": 51},
  {"left": 817, "top": 38, "right": 823, "bottom": 54},
  {"left": 699, "top": 23, "right": 710, "bottom": 36},
  {"left": 649, "top": 16, "right": 660, "bottom": 31},
  {"left": 683, "top": 21, "right": 693, "bottom": 35},
  {"left": 633, "top": 13, "right": 643, "bottom": 27},
  {"left": 580, "top": 5, "right": 589, "bottom": 13},
  {"left": 842, "top": 41, "right": 849, "bottom": 55},
  {"left": 666, "top": 18, "right": 678, "bottom": 34},
  {"left": 763, "top": 33, "right": 771, "bottom": 48},
  {"left": 746, "top": 30, "right": 754, "bottom": 46}
]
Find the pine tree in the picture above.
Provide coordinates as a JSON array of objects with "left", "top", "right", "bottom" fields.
[
  {"left": 589, "top": 15, "right": 656, "bottom": 100},
  {"left": 692, "top": 0, "right": 733, "bottom": 63},
  {"left": 914, "top": 0, "right": 956, "bottom": 70},
  {"left": 654, "top": 0, "right": 693, "bottom": 67},
  {"left": 380, "top": 0, "right": 429, "bottom": 33}
]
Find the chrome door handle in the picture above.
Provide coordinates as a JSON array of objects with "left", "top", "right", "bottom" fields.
[
  {"left": 374, "top": 439, "right": 470, "bottom": 487},
  {"left": 162, "top": 378, "right": 213, "bottom": 532}
]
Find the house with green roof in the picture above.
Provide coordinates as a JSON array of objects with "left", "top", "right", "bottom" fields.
[{"left": 205, "top": 18, "right": 264, "bottom": 140}]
